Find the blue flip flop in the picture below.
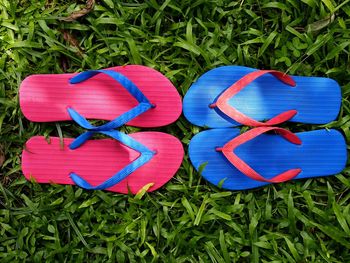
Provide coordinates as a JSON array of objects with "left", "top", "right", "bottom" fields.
[
  {"left": 189, "top": 127, "right": 346, "bottom": 190},
  {"left": 183, "top": 66, "right": 341, "bottom": 128}
]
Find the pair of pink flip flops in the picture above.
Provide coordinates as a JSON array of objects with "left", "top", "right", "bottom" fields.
[{"left": 20, "top": 65, "right": 184, "bottom": 194}]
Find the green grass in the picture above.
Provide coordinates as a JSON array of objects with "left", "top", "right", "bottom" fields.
[{"left": 1, "top": 0, "right": 350, "bottom": 262}]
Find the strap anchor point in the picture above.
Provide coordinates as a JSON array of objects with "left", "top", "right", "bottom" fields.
[{"left": 215, "top": 147, "right": 223, "bottom": 152}]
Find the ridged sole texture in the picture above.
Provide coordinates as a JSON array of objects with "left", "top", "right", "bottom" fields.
[
  {"left": 189, "top": 129, "right": 347, "bottom": 190},
  {"left": 22, "top": 132, "right": 184, "bottom": 194},
  {"left": 20, "top": 65, "right": 182, "bottom": 127},
  {"left": 183, "top": 66, "right": 341, "bottom": 128}
]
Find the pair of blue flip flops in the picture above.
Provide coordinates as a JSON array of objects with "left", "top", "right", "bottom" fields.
[{"left": 183, "top": 66, "right": 347, "bottom": 190}]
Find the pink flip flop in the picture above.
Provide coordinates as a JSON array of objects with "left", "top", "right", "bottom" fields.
[
  {"left": 22, "top": 131, "right": 184, "bottom": 194},
  {"left": 19, "top": 65, "right": 182, "bottom": 128}
]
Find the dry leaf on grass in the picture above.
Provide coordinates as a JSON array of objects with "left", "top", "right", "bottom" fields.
[
  {"left": 61, "top": 0, "right": 95, "bottom": 22},
  {"left": 59, "top": 29, "right": 84, "bottom": 57},
  {"left": 295, "top": 14, "right": 336, "bottom": 33},
  {"left": 60, "top": 55, "right": 69, "bottom": 72},
  {"left": 305, "top": 14, "right": 335, "bottom": 32},
  {"left": 0, "top": 145, "right": 4, "bottom": 167}
]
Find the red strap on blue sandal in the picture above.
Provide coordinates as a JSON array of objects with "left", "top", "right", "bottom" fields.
[
  {"left": 217, "top": 127, "right": 302, "bottom": 183},
  {"left": 210, "top": 70, "right": 297, "bottom": 126}
]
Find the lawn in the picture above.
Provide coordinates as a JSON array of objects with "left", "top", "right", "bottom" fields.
[{"left": 1, "top": 0, "right": 350, "bottom": 262}]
